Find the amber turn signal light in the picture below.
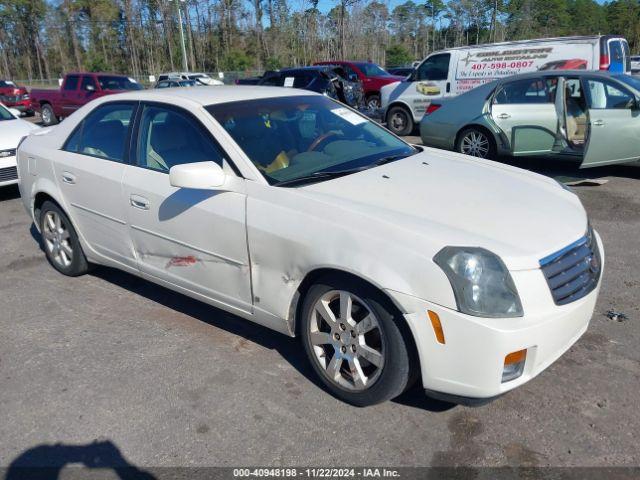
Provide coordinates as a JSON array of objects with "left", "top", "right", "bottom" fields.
[
  {"left": 504, "top": 349, "right": 527, "bottom": 366},
  {"left": 428, "top": 310, "right": 445, "bottom": 344}
]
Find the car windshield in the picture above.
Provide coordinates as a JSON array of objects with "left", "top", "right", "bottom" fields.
[
  {"left": 97, "top": 76, "right": 143, "bottom": 91},
  {"left": 0, "top": 104, "right": 15, "bottom": 121},
  {"left": 353, "top": 62, "right": 389, "bottom": 77},
  {"left": 206, "top": 95, "right": 415, "bottom": 186},
  {"left": 615, "top": 74, "right": 640, "bottom": 91}
]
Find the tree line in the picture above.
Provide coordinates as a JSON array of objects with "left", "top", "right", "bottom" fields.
[{"left": 1, "top": 0, "right": 639, "bottom": 82}]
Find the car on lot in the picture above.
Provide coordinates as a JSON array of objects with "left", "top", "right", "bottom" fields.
[
  {"left": 30, "top": 73, "right": 144, "bottom": 126},
  {"left": 155, "top": 79, "right": 197, "bottom": 88},
  {"left": 631, "top": 55, "right": 640, "bottom": 73},
  {"left": 314, "top": 60, "right": 405, "bottom": 109},
  {"left": 382, "top": 35, "right": 631, "bottom": 136},
  {"left": 420, "top": 70, "right": 640, "bottom": 168},
  {"left": 157, "top": 72, "right": 224, "bottom": 86},
  {"left": 17, "top": 87, "right": 603, "bottom": 406},
  {"left": 0, "top": 102, "right": 39, "bottom": 187},
  {"left": 0, "top": 79, "right": 34, "bottom": 116},
  {"left": 253, "top": 66, "right": 364, "bottom": 108}
]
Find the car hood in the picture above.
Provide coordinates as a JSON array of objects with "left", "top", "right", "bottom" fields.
[
  {"left": 299, "top": 148, "right": 587, "bottom": 270},
  {"left": 0, "top": 119, "right": 38, "bottom": 150}
]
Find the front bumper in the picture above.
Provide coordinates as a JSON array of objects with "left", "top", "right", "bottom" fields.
[{"left": 385, "top": 233, "right": 604, "bottom": 400}]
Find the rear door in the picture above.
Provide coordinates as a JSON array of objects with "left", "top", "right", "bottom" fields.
[
  {"left": 60, "top": 75, "right": 81, "bottom": 115},
  {"left": 581, "top": 76, "right": 640, "bottom": 167},
  {"left": 490, "top": 76, "right": 559, "bottom": 155},
  {"left": 53, "top": 101, "right": 137, "bottom": 268}
]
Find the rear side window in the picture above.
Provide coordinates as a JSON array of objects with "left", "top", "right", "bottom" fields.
[
  {"left": 63, "top": 76, "right": 79, "bottom": 91},
  {"left": 136, "top": 105, "right": 224, "bottom": 172},
  {"left": 63, "top": 102, "right": 135, "bottom": 162},
  {"left": 493, "top": 78, "right": 553, "bottom": 104}
]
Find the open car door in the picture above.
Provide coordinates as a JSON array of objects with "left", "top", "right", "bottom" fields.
[
  {"left": 581, "top": 76, "right": 640, "bottom": 168},
  {"left": 491, "top": 77, "right": 560, "bottom": 156}
]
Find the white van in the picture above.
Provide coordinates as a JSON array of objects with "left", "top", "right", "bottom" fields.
[{"left": 381, "top": 35, "right": 631, "bottom": 135}]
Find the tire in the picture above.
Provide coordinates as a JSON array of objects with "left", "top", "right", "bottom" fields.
[
  {"left": 386, "top": 105, "right": 414, "bottom": 136},
  {"left": 455, "top": 127, "right": 496, "bottom": 160},
  {"left": 40, "top": 103, "right": 58, "bottom": 126},
  {"left": 39, "top": 201, "right": 89, "bottom": 276},
  {"left": 300, "top": 275, "right": 415, "bottom": 406},
  {"left": 366, "top": 94, "right": 381, "bottom": 110}
]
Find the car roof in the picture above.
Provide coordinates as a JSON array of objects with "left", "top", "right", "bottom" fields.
[
  {"left": 499, "top": 70, "right": 620, "bottom": 81},
  {"left": 96, "top": 86, "right": 320, "bottom": 106}
]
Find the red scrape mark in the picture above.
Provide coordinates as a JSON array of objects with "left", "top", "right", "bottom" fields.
[{"left": 166, "top": 255, "right": 198, "bottom": 268}]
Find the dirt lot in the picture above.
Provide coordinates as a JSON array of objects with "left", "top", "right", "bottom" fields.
[{"left": 0, "top": 134, "right": 639, "bottom": 470}]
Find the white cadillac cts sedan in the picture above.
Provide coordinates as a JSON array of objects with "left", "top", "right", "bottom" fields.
[{"left": 17, "top": 87, "right": 603, "bottom": 406}]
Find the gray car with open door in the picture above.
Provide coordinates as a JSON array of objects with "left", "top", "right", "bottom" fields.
[{"left": 419, "top": 70, "right": 640, "bottom": 168}]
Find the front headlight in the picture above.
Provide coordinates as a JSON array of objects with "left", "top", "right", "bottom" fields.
[{"left": 434, "top": 247, "right": 523, "bottom": 318}]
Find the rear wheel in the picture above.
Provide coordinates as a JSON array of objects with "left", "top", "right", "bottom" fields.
[
  {"left": 456, "top": 127, "right": 496, "bottom": 159},
  {"left": 40, "top": 104, "right": 58, "bottom": 126},
  {"left": 386, "top": 105, "right": 414, "bottom": 136},
  {"left": 40, "top": 201, "right": 89, "bottom": 276},
  {"left": 300, "top": 276, "right": 414, "bottom": 406}
]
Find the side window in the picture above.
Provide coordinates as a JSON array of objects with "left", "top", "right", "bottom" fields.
[
  {"left": 293, "top": 74, "right": 311, "bottom": 88},
  {"left": 493, "top": 78, "right": 552, "bottom": 104},
  {"left": 342, "top": 65, "right": 359, "bottom": 81},
  {"left": 261, "top": 74, "right": 283, "bottom": 86},
  {"left": 586, "top": 78, "right": 634, "bottom": 109},
  {"left": 81, "top": 76, "right": 97, "bottom": 91},
  {"left": 63, "top": 75, "right": 79, "bottom": 91},
  {"left": 416, "top": 54, "right": 450, "bottom": 81},
  {"left": 136, "top": 105, "right": 224, "bottom": 172},
  {"left": 63, "top": 102, "right": 135, "bottom": 161}
]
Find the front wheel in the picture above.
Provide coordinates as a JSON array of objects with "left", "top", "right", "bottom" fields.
[
  {"left": 456, "top": 127, "right": 496, "bottom": 159},
  {"left": 386, "top": 106, "right": 414, "bottom": 136},
  {"left": 366, "top": 94, "right": 381, "bottom": 110},
  {"left": 300, "top": 276, "right": 414, "bottom": 406},
  {"left": 40, "top": 104, "right": 58, "bottom": 126}
]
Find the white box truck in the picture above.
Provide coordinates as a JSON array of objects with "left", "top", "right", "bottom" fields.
[{"left": 381, "top": 35, "right": 631, "bottom": 135}]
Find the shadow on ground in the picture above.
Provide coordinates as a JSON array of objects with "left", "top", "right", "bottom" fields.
[{"left": 4, "top": 440, "right": 155, "bottom": 479}]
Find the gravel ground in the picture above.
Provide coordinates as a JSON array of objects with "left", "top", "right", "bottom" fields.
[{"left": 0, "top": 130, "right": 638, "bottom": 471}]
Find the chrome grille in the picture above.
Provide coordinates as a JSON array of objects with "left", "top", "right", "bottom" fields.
[
  {"left": 540, "top": 228, "right": 601, "bottom": 306},
  {"left": 0, "top": 166, "right": 18, "bottom": 182}
]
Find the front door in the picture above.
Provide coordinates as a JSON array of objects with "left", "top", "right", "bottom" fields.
[
  {"left": 60, "top": 74, "right": 81, "bottom": 116},
  {"left": 51, "top": 101, "right": 137, "bottom": 269},
  {"left": 491, "top": 76, "right": 560, "bottom": 155},
  {"left": 582, "top": 76, "right": 640, "bottom": 167},
  {"left": 394, "top": 53, "right": 452, "bottom": 121},
  {"left": 122, "top": 102, "right": 252, "bottom": 311}
]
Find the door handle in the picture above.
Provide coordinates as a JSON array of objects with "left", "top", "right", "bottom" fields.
[
  {"left": 593, "top": 119, "right": 605, "bottom": 127},
  {"left": 130, "top": 194, "right": 150, "bottom": 210},
  {"left": 61, "top": 172, "right": 76, "bottom": 184},
  {"left": 497, "top": 113, "right": 511, "bottom": 119}
]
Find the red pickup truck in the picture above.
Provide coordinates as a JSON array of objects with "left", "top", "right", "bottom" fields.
[
  {"left": 0, "top": 79, "right": 33, "bottom": 116},
  {"left": 313, "top": 61, "right": 404, "bottom": 109},
  {"left": 30, "top": 72, "right": 143, "bottom": 126}
]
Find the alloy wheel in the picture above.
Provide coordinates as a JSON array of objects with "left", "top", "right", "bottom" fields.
[
  {"left": 460, "top": 130, "right": 490, "bottom": 158},
  {"left": 307, "top": 290, "right": 385, "bottom": 391},
  {"left": 390, "top": 111, "right": 407, "bottom": 132},
  {"left": 42, "top": 211, "right": 73, "bottom": 268}
]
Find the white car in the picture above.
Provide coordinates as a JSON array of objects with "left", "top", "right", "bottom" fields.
[
  {"left": 17, "top": 87, "right": 603, "bottom": 406},
  {"left": 157, "top": 72, "right": 224, "bottom": 86},
  {"left": 0, "top": 102, "right": 39, "bottom": 187}
]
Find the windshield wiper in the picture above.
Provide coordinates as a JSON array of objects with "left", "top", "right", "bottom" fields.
[
  {"left": 273, "top": 152, "right": 416, "bottom": 188},
  {"left": 274, "top": 169, "right": 356, "bottom": 187}
]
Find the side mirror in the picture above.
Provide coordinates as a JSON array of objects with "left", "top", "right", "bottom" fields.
[
  {"left": 8, "top": 108, "right": 21, "bottom": 117},
  {"left": 85, "top": 84, "right": 95, "bottom": 92},
  {"left": 169, "top": 162, "right": 227, "bottom": 190}
]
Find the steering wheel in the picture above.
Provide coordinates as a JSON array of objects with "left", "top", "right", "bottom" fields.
[{"left": 307, "top": 131, "right": 341, "bottom": 152}]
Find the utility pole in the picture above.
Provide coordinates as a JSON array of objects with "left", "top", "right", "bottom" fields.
[{"left": 170, "top": 0, "right": 189, "bottom": 72}]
